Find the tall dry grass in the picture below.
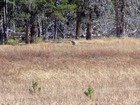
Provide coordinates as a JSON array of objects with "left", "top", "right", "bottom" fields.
[{"left": 0, "top": 38, "right": 140, "bottom": 105}]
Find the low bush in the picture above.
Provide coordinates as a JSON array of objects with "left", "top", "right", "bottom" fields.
[{"left": 6, "top": 37, "right": 19, "bottom": 45}]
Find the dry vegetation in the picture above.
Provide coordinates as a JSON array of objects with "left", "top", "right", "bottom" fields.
[{"left": 0, "top": 38, "right": 140, "bottom": 105}]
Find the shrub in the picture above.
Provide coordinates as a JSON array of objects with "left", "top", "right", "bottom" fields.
[
  {"left": 34, "top": 37, "right": 43, "bottom": 43},
  {"left": 6, "top": 37, "right": 19, "bottom": 45},
  {"left": 84, "top": 86, "right": 94, "bottom": 100},
  {"left": 29, "top": 81, "right": 41, "bottom": 94}
]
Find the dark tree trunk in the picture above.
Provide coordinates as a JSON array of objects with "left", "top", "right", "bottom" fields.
[
  {"left": 25, "top": 19, "right": 30, "bottom": 44},
  {"left": 30, "top": 13, "right": 37, "bottom": 43},
  {"left": 0, "top": 0, "right": 7, "bottom": 44},
  {"left": 86, "top": 8, "right": 92, "bottom": 40},
  {"left": 86, "top": 23, "right": 92, "bottom": 40},
  {"left": 76, "top": 9, "right": 81, "bottom": 39},
  {"left": 115, "top": 0, "right": 126, "bottom": 37}
]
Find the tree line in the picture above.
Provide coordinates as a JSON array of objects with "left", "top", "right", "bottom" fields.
[{"left": 0, "top": 0, "right": 140, "bottom": 44}]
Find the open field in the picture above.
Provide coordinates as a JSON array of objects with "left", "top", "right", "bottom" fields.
[{"left": 0, "top": 38, "right": 140, "bottom": 105}]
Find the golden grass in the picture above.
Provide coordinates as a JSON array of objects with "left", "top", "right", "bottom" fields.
[{"left": 0, "top": 38, "right": 140, "bottom": 105}]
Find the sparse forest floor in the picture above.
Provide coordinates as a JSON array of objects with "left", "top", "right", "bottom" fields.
[{"left": 0, "top": 38, "right": 140, "bottom": 105}]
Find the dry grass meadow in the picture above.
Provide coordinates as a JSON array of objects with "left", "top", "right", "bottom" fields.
[{"left": 0, "top": 38, "right": 140, "bottom": 105}]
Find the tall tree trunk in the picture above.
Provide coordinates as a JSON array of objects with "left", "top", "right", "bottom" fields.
[
  {"left": 0, "top": 6, "right": 4, "bottom": 44},
  {"left": 76, "top": 9, "right": 81, "bottom": 39},
  {"left": 25, "top": 19, "right": 30, "bottom": 44},
  {"left": 115, "top": 0, "right": 126, "bottom": 37},
  {"left": 30, "top": 13, "right": 37, "bottom": 43},
  {"left": 54, "top": 0, "right": 58, "bottom": 40},
  {"left": 1, "top": 0, "right": 7, "bottom": 44},
  {"left": 37, "top": 15, "right": 42, "bottom": 37},
  {"left": 4, "top": 0, "right": 7, "bottom": 43},
  {"left": 42, "top": 18, "right": 47, "bottom": 40},
  {"left": 86, "top": 8, "right": 92, "bottom": 40},
  {"left": 54, "top": 19, "right": 57, "bottom": 40},
  {"left": 122, "top": 0, "right": 126, "bottom": 36}
]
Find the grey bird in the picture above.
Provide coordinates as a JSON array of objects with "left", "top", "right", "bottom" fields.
[{"left": 71, "top": 40, "right": 77, "bottom": 45}]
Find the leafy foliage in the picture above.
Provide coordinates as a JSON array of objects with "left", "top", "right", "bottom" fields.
[
  {"left": 84, "top": 86, "right": 94, "bottom": 100},
  {"left": 29, "top": 81, "right": 41, "bottom": 94},
  {"left": 6, "top": 37, "right": 19, "bottom": 45}
]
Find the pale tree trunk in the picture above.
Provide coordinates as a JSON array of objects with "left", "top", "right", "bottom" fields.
[
  {"left": 42, "top": 18, "right": 47, "bottom": 40},
  {"left": 37, "top": 15, "right": 42, "bottom": 37},
  {"left": 0, "top": 8, "right": 3, "bottom": 44},
  {"left": 54, "top": 19, "right": 57, "bottom": 40},
  {"left": 41, "top": 13, "right": 47, "bottom": 39}
]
